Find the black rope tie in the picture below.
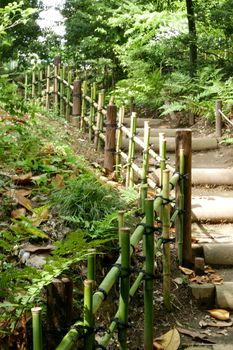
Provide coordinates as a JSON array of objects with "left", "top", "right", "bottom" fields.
[
  {"left": 105, "top": 148, "right": 116, "bottom": 153},
  {"left": 95, "top": 345, "right": 107, "bottom": 350},
  {"left": 155, "top": 195, "right": 175, "bottom": 205},
  {"left": 96, "top": 287, "right": 108, "bottom": 301},
  {"left": 73, "top": 93, "right": 82, "bottom": 98},
  {"left": 105, "top": 123, "right": 118, "bottom": 128},
  {"left": 174, "top": 207, "right": 186, "bottom": 214},
  {"left": 112, "top": 318, "right": 131, "bottom": 330},
  {"left": 158, "top": 237, "right": 176, "bottom": 244},
  {"left": 112, "top": 263, "right": 131, "bottom": 278},
  {"left": 136, "top": 222, "right": 156, "bottom": 235}
]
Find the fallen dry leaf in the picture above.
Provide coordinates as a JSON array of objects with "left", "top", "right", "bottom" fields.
[
  {"left": 15, "top": 192, "right": 33, "bottom": 212},
  {"left": 208, "top": 309, "right": 230, "bottom": 321},
  {"left": 52, "top": 174, "right": 65, "bottom": 188},
  {"left": 11, "top": 208, "right": 27, "bottom": 219},
  {"left": 204, "top": 266, "right": 216, "bottom": 274},
  {"left": 31, "top": 206, "right": 49, "bottom": 226},
  {"left": 200, "top": 319, "right": 232, "bottom": 328},
  {"left": 12, "top": 172, "right": 33, "bottom": 185},
  {"left": 22, "top": 243, "right": 54, "bottom": 254},
  {"left": 153, "top": 328, "right": 180, "bottom": 350},
  {"left": 179, "top": 266, "right": 194, "bottom": 275},
  {"left": 177, "top": 327, "right": 215, "bottom": 343}
]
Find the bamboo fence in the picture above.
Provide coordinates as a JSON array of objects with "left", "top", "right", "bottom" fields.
[{"left": 19, "top": 61, "right": 194, "bottom": 350}]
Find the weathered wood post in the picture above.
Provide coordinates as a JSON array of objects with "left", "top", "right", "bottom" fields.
[
  {"left": 215, "top": 100, "right": 222, "bottom": 138},
  {"left": 32, "top": 70, "right": 36, "bottom": 98},
  {"left": 104, "top": 102, "right": 117, "bottom": 173},
  {"left": 46, "top": 277, "right": 73, "bottom": 349},
  {"left": 175, "top": 129, "right": 192, "bottom": 267},
  {"left": 72, "top": 80, "right": 82, "bottom": 127}
]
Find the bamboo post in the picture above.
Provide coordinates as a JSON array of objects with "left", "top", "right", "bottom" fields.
[
  {"left": 24, "top": 73, "right": 28, "bottom": 100},
  {"left": 59, "top": 66, "right": 65, "bottom": 116},
  {"left": 177, "top": 149, "right": 185, "bottom": 265},
  {"left": 81, "top": 80, "right": 88, "bottom": 130},
  {"left": 66, "top": 71, "right": 72, "bottom": 120},
  {"left": 130, "top": 96, "right": 136, "bottom": 115},
  {"left": 94, "top": 91, "right": 104, "bottom": 150},
  {"left": 115, "top": 106, "right": 125, "bottom": 180},
  {"left": 216, "top": 100, "right": 222, "bottom": 138},
  {"left": 87, "top": 248, "right": 96, "bottom": 283},
  {"left": 162, "top": 170, "right": 171, "bottom": 310},
  {"left": 118, "top": 210, "right": 125, "bottom": 249},
  {"left": 89, "top": 83, "right": 97, "bottom": 141},
  {"left": 175, "top": 129, "right": 192, "bottom": 266},
  {"left": 54, "top": 63, "right": 59, "bottom": 112},
  {"left": 118, "top": 227, "right": 131, "bottom": 350},
  {"left": 46, "top": 65, "right": 50, "bottom": 110},
  {"left": 104, "top": 102, "right": 117, "bottom": 173},
  {"left": 83, "top": 279, "right": 94, "bottom": 350},
  {"left": 72, "top": 80, "right": 82, "bottom": 127},
  {"left": 140, "top": 184, "right": 148, "bottom": 213},
  {"left": 31, "top": 307, "right": 43, "bottom": 350},
  {"left": 159, "top": 133, "right": 166, "bottom": 187},
  {"left": 144, "top": 199, "right": 154, "bottom": 350},
  {"left": 141, "top": 121, "right": 150, "bottom": 184},
  {"left": 37, "top": 68, "right": 42, "bottom": 98},
  {"left": 32, "top": 70, "right": 36, "bottom": 98},
  {"left": 126, "top": 112, "right": 137, "bottom": 188}
]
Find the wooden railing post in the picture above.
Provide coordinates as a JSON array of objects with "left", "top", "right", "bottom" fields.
[
  {"left": 175, "top": 129, "right": 192, "bottom": 267},
  {"left": 72, "top": 80, "right": 82, "bottom": 127},
  {"left": 104, "top": 102, "right": 117, "bottom": 173},
  {"left": 32, "top": 70, "right": 36, "bottom": 98},
  {"left": 215, "top": 100, "right": 222, "bottom": 138}
]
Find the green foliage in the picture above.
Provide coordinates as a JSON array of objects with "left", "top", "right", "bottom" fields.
[{"left": 52, "top": 174, "right": 126, "bottom": 232}]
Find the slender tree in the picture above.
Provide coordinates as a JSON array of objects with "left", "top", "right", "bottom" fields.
[{"left": 185, "top": 0, "right": 197, "bottom": 77}]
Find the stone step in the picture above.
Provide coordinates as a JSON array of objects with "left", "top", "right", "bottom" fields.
[{"left": 192, "top": 196, "right": 233, "bottom": 223}]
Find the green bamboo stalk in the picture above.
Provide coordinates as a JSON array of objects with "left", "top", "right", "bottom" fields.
[
  {"left": 89, "top": 83, "right": 96, "bottom": 142},
  {"left": 87, "top": 249, "right": 96, "bottom": 282},
  {"left": 32, "top": 70, "right": 36, "bottom": 98},
  {"left": 115, "top": 106, "right": 125, "bottom": 180},
  {"left": 66, "top": 71, "right": 72, "bottom": 120},
  {"left": 140, "top": 184, "right": 148, "bottom": 213},
  {"left": 54, "top": 63, "right": 59, "bottom": 113},
  {"left": 24, "top": 73, "right": 28, "bottom": 100},
  {"left": 178, "top": 148, "right": 185, "bottom": 265},
  {"left": 99, "top": 89, "right": 105, "bottom": 133},
  {"left": 118, "top": 210, "right": 125, "bottom": 249},
  {"left": 56, "top": 220, "right": 146, "bottom": 350},
  {"left": 126, "top": 112, "right": 137, "bottom": 188},
  {"left": 162, "top": 169, "right": 171, "bottom": 310},
  {"left": 84, "top": 279, "right": 94, "bottom": 350},
  {"left": 59, "top": 66, "right": 65, "bottom": 116},
  {"left": 81, "top": 81, "right": 88, "bottom": 130},
  {"left": 141, "top": 121, "right": 150, "bottom": 185},
  {"left": 46, "top": 65, "right": 50, "bottom": 110},
  {"left": 144, "top": 199, "right": 154, "bottom": 350},
  {"left": 94, "top": 92, "right": 104, "bottom": 150},
  {"left": 118, "top": 227, "right": 131, "bottom": 350},
  {"left": 31, "top": 307, "right": 43, "bottom": 350},
  {"left": 159, "top": 133, "right": 166, "bottom": 187}
]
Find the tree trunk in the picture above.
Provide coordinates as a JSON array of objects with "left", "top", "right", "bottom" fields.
[{"left": 185, "top": 0, "right": 197, "bottom": 77}]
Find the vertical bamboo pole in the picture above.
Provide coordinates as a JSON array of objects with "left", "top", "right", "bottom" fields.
[
  {"left": 46, "top": 65, "right": 50, "bottom": 111},
  {"left": 32, "top": 70, "right": 36, "bottom": 98},
  {"left": 118, "top": 227, "right": 131, "bottom": 350},
  {"left": 94, "top": 92, "right": 104, "bottom": 150},
  {"left": 159, "top": 133, "right": 166, "bottom": 187},
  {"left": 115, "top": 106, "right": 125, "bottom": 180},
  {"left": 89, "top": 83, "right": 97, "bottom": 141},
  {"left": 118, "top": 210, "right": 125, "bottom": 249},
  {"left": 54, "top": 63, "right": 59, "bottom": 112},
  {"left": 140, "top": 184, "right": 148, "bottom": 213},
  {"left": 83, "top": 280, "right": 94, "bottom": 350},
  {"left": 175, "top": 129, "right": 192, "bottom": 266},
  {"left": 81, "top": 81, "right": 88, "bottom": 130},
  {"left": 87, "top": 248, "right": 96, "bottom": 282},
  {"left": 215, "top": 100, "right": 222, "bottom": 138},
  {"left": 141, "top": 121, "right": 150, "bottom": 184},
  {"left": 177, "top": 149, "right": 185, "bottom": 265},
  {"left": 126, "top": 112, "right": 137, "bottom": 188},
  {"left": 66, "top": 71, "right": 72, "bottom": 120},
  {"left": 37, "top": 68, "right": 42, "bottom": 99},
  {"left": 72, "top": 80, "right": 82, "bottom": 127},
  {"left": 104, "top": 102, "right": 117, "bottom": 173},
  {"left": 31, "top": 307, "right": 43, "bottom": 350},
  {"left": 59, "top": 66, "right": 65, "bottom": 116},
  {"left": 24, "top": 73, "right": 28, "bottom": 100},
  {"left": 162, "top": 169, "right": 171, "bottom": 311},
  {"left": 144, "top": 199, "right": 154, "bottom": 350}
]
